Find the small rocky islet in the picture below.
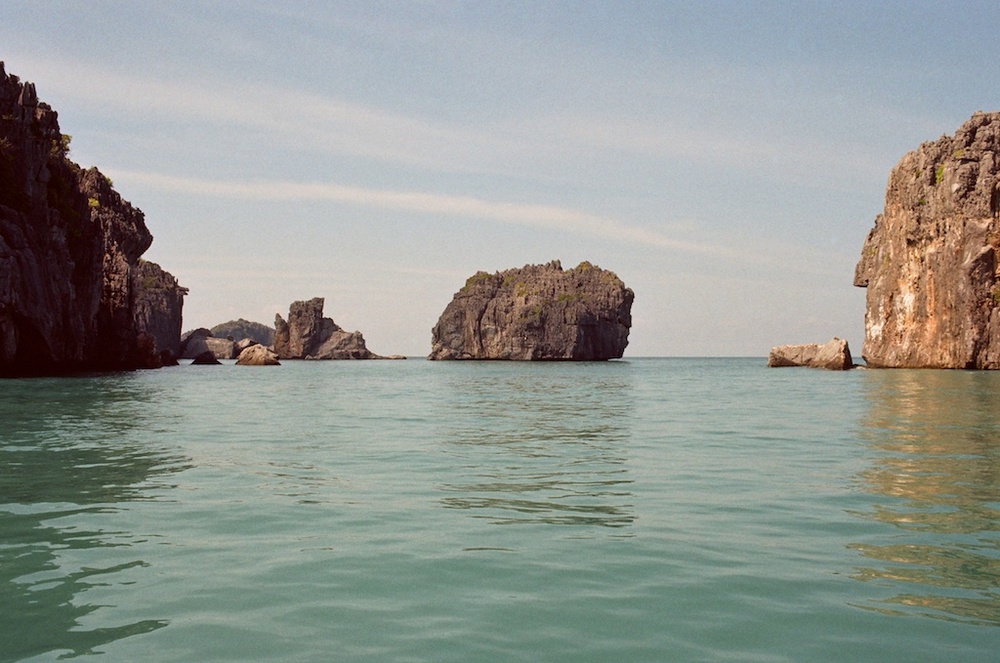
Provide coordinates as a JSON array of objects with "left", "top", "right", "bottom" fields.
[
  {"left": 428, "top": 260, "right": 633, "bottom": 361},
  {"left": 3, "top": 60, "right": 1000, "bottom": 373}
]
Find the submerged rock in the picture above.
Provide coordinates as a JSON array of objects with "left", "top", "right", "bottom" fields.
[
  {"left": 855, "top": 111, "right": 1000, "bottom": 368},
  {"left": 428, "top": 260, "right": 633, "bottom": 360},
  {"left": 190, "top": 350, "right": 221, "bottom": 365},
  {"left": 273, "top": 297, "right": 383, "bottom": 359},
  {"left": 768, "top": 338, "right": 854, "bottom": 370}
]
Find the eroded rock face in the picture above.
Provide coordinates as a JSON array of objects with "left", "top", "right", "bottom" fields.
[
  {"left": 855, "top": 111, "right": 1000, "bottom": 368},
  {"left": 133, "top": 260, "right": 187, "bottom": 366},
  {"left": 768, "top": 338, "right": 854, "bottom": 370},
  {"left": 428, "top": 260, "right": 633, "bottom": 360},
  {"left": 0, "top": 62, "right": 184, "bottom": 375},
  {"left": 273, "top": 297, "right": 381, "bottom": 359}
]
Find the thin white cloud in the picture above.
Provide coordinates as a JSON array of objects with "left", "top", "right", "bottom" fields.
[
  {"left": 12, "top": 53, "right": 882, "bottom": 188},
  {"left": 109, "top": 169, "right": 729, "bottom": 257}
]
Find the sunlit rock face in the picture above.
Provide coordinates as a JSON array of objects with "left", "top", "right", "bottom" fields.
[
  {"left": 768, "top": 338, "right": 854, "bottom": 370},
  {"left": 429, "top": 260, "right": 633, "bottom": 361},
  {"left": 855, "top": 111, "right": 1000, "bottom": 368}
]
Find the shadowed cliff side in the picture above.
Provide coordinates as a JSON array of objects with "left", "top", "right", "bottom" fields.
[
  {"left": 429, "top": 260, "right": 633, "bottom": 360},
  {"left": 855, "top": 111, "right": 1000, "bottom": 368},
  {"left": 0, "top": 62, "right": 185, "bottom": 375}
]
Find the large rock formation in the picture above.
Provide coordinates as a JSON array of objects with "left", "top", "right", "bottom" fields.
[
  {"left": 428, "top": 260, "right": 633, "bottom": 360},
  {"left": 767, "top": 338, "right": 854, "bottom": 370},
  {"left": 855, "top": 111, "right": 1000, "bottom": 368},
  {"left": 0, "top": 62, "right": 184, "bottom": 375},
  {"left": 273, "top": 297, "right": 383, "bottom": 359}
]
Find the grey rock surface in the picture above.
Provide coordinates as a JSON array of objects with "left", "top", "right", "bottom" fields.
[{"left": 428, "top": 260, "right": 633, "bottom": 360}]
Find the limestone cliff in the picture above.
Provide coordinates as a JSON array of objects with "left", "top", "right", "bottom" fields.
[
  {"left": 133, "top": 260, "right": 187, "bottom": 366},
  {"left": 0, "top": 62, "right": 184, "bottom": 375},
  {"left": 854, "top": 111, "right": 1000, "bottom": 368},
  {"left": 273, "top": 297, "right": 383, "bottom": 359},
  {"left": 429, "top": 260, "right": 633, "bottom": 360}
]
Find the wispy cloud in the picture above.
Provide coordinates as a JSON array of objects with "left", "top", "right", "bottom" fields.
[
  {"left": 12, "top": 53, "right": 881, "bottom": 188},
  {"left": 109, "top": 169, "right": 729, "bottom": 256}
]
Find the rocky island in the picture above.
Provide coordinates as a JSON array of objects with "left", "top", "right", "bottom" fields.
[
  {"left": 0, "top": 63, "right": 185, "bottom": 375},
  {"left": 855, "top": 111, "right": 1000, "bottom": 368},
  {"left": 428, "top": 260, "right": 633, "bottom": 360},
  {"left": 274, "top": 297, "right": 397, "bottom": 359}
]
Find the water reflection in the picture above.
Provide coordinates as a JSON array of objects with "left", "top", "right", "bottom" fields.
[
  {"left": 853, "top": 369, "right": 1000, "bottom": 625},
  {"left": 0, "top": 376, "right": 189, "bottom": 659},
  {"left": 434, "top": 363, "right": 635, "bottom": 529}
]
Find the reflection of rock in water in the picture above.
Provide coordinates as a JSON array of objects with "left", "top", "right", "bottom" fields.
[
  {"left": 853, "top": 370, "right": 1000, "bottom": 625},
  {"left": 0, "top": 376, "right": 189, "bottom": 659},
  {"left": 435, "top": 364, "right": 634, "bottom": 529}
]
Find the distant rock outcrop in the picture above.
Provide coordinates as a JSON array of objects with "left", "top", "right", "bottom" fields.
[
  {"left": 428, "top": 260, "right": 633, "bottom": 360},
  {"left": 855, "top": 111, "right": 1000, "bottom": 368},
  {"left": 211, "top": 318, "right": 274, "bottom": 346},
  {"left": 0, "top": 62, "right": 184, "bottom": 375},
  {"left": 768, "top": 338, "right": 854, "bottom": 370},
  {"left": 179, "top": 328, "right": 237, "bottom": 360},
  {"left": 273, "top": 297, "right": 383, "bottom": 359}
]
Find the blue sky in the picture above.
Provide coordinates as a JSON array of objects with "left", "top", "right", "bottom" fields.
[{"left": 3, "top": 1, "right": 997, "bottom": 356}]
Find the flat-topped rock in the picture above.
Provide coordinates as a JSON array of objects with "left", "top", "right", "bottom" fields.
[{"left": 768, "top": 338, "right": 854, "bottom": 370}]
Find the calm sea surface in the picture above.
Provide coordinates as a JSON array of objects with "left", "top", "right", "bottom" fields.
[{"left": 1, "top": 358, "right": 998, "bottom": 661}]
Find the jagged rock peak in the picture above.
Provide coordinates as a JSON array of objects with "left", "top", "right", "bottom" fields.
[
  {"left": 855, "top": 111, "right": 1000, "bottom": 369},
  {"left": 428, "top": 260, "right": 634, "bottom": 361},
  {"left": 273, "top": 297, "right": 384, "bottom": 359}
]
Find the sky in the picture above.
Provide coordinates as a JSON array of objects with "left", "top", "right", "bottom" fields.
[{"left": 3, "top": 1, "right": 998, "bottom": 357}]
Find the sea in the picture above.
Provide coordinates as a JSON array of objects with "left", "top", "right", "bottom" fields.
[{"left": 1, "top": 357, "right": 998, "bottom": 662}]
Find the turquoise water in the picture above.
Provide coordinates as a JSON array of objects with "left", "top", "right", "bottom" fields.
[{"left": 1, "top": 358, "right": 998, "bottom": 661}]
